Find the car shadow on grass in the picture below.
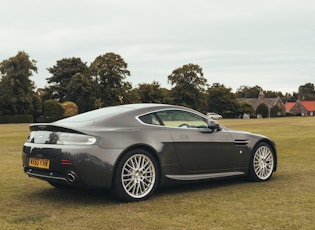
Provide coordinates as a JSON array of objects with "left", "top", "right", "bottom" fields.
[
  {"left": 26, "top": 185, "right": 117, "bottom": 205},
  {"left": 156, "top": 177, "right": 248, "bottom": 196},
  {"left": 24, "top": 177, "right": 257, "bottom": 205}
]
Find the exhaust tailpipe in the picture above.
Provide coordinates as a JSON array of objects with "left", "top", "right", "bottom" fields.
[{"left": 67, "top": 172, "right": 77, "bottom": 183}]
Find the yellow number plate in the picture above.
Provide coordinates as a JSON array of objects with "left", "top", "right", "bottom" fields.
[{"left": 29, "top": 157, "right": 50, "bottom": 169}]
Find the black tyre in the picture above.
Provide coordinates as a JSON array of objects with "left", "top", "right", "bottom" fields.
[
  {"left": 248, "top": 142, "right": 275, "bottom": 182},
  {"left": 112, "top": 149, "right": 159, "bottom": 202}
]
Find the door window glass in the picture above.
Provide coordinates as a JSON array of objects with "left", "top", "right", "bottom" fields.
[
  {"left": 138, "top": 113, "right": 161, "bottom": 125},
  {"left": 156, "top": 110, "right": 208, "bottom": 128}
]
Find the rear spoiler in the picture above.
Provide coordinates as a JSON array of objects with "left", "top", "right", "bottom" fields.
[{"left": 29, "top": 124, "right": 83, "bottom": 134}]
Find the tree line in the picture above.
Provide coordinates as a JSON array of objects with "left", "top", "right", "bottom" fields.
[{"left": 1, "top": 51, "right": 315, "bottom": 120}]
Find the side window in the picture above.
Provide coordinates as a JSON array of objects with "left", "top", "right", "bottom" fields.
[
  {"left": 156, "top": 110, "right": 208, "bottom": 128},
  {"left": 138, "top": 113, "right": 161, "bottom": 126}
]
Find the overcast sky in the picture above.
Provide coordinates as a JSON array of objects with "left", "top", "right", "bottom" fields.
[{"left": 1, "top": 0, "right": 314, "bottom": 94}]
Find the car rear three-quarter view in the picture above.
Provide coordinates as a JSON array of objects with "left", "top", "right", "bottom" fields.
[{"left": 22, "top": 103, "right": 277, "bottom": 202}]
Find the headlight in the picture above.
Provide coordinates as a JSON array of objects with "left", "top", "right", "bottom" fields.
[{"left": 57, "top": 133, "right": 97, "bottom": 145}]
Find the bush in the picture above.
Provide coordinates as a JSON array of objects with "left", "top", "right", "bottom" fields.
[
  {"left": 0, "top": 115, "right": 33, "bottom": 124},
  {"left": 43, "top": 100, "right": 64, "bottom": 122},
  {"left": 270, "top": 105, "right": 282, "bottom": 117},
  {"left": 61, "top": 101, "right": 78, "bottom": 117},
  {"left": 222, "top": 111, "right": 235, "bottom": 118},
  {"left": 256, "top": 103, "right": 269, "bottom": 118},
  {"left": 286, "top": 112, "right": 295, "bottom": 117}
]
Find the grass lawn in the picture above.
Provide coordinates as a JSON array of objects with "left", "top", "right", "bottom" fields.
[{"left": 0, "top": 118, "right": 314, "bottom": 229}]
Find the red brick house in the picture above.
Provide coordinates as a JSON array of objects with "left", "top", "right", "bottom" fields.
[{"left": 285, "top": 100, "right": 315, "bottom": 116}]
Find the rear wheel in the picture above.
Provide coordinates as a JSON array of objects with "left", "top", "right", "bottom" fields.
[
  {"left": 112, "top": 149, "right": 159, "bottom": 202},
  {"left": 248, "top": 143, "right": 275, "bottom": 181}
]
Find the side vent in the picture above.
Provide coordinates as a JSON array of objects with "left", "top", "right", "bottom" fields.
[{"left": 234, "top": 139, "right": 250, "bottom": 146}]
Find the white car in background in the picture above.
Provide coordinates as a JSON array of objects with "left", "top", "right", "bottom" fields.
[{"left": 207, "top": 112, "right": 222, "bottom": 119}]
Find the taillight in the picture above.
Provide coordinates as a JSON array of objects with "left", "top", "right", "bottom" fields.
[
  {"left": 56, "top": 133, "right": 97, "bottom": 145},
  {"left": 27, "top": 131, "right": 97, "bottom": 145},
  {"left": 61, "top": 159, "right": 72, "bottom": 165}
]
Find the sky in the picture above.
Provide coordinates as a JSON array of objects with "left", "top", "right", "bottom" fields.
[{"left": 1, "top": 0, "right": 315, "bottom": 94}]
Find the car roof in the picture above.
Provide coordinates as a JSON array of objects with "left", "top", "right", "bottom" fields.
[{"left": 53, "top": 103, "right": 203, "bottom": 130}]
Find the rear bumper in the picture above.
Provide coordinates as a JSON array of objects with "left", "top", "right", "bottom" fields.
[
  {"left": 23, "top": 167, "right": 71, "bottom": 184},
  {"left": 22, "top": 143, "right": 123, "bottom": 189}
]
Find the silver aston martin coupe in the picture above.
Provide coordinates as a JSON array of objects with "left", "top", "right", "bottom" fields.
[{"left": 22, "top": 103, "right": 277, "bottom": 202}]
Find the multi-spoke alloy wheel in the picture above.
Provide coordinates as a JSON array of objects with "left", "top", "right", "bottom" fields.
[
  {"left": 121, "top": 154, "right": 156, "bottom": 199},
  {"left": 248, "top": 143, "right": 275, "bottom": 181},
  {"left": 113, "top": 149, "right": 159, "bottom": 202}
]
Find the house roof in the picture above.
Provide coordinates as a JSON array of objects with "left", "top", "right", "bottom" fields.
[
  {"left": 285, "top": 101, "right": 315, "bottom": 112},
  {"left": 285, "top": 102, "right": 295, "bottom": 111},
  {"left": 301, "top": 101, "right": 315, "bottom": 111},
  {"left": 238, "top": 97, "right": 281, "bottom": 109}
]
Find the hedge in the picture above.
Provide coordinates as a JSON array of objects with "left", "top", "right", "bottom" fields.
[
  {"left": 35, "top": 116, "right": 63, "bottom": 123},
  {"left": 0, "top": 115, "right": 33, "bottom": 124}
]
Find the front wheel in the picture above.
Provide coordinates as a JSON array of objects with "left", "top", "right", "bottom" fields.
[
  {"left": 248, "top": 143, "right": 275, "bottom": 182},
  {"left": 112, "top": 149, "right": 159, "bottom": 202}
]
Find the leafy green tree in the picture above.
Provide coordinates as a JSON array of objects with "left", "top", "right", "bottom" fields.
[
  {"left": 90, "top": 52, "right": 131, "bottom": 106},
  {"left": 160, "top": 88, "right": 173, "bottom": 104},
  {"left": 118, "top": 82, "right": 141, "bottom": 104},
  {"left": 46, "top": 57, "right": 88, "bottom": 102},
  {"left": 128, "top": 88, "right": 142, "bottom": 104},
  {"left": 206, "top": 83, "right": 238, "bottom": 116},
  {"left": 256, "top": 103, "right": 269, "bottom": 118},
  {"left": 168, "top": 63, "right": 207, "bottom": 110},
  {"left": 238, "top": 101, "right": 255, "bottom": 117},
  {"left": 136, "top": 81, "right": 169, "bottom": 103},
  {"left": 0, "top": 51, "right": 37, "bottom": 115},
  {"left": 298, "top": 83, "right": 315, "bottom": 100},
  {"left": 281, "top": 92, "right": 296, "bottom": 103},
  {"left": 236, "top": 85, "right": 263, "bottom": 98},
  {"left": 264, "top": 90, "right": 283, "bottom": 98},
  {"left": 32, "top": 93, "right": 42, "bottom": 118},
  {"left": 66, "top": 73, "right": 98, "bottom": 113},
  {"left": 43, "top": 99, "right": 64, "bottom": 121},
  {"left": 236, "top": 86, "right": 284, "bottom": 100}
]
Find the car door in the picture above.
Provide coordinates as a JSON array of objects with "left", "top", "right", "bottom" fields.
[{"left": 156, "top": 110, "right": 234, "bottom": 172}]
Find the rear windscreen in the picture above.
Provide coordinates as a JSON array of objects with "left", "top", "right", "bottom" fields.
[{"left": 54, "top": 106, "right": 132, "bottom": 123}]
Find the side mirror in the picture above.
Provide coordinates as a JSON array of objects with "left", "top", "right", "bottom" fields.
[{"left": 207, "top": 120, "right": 220, "bottom": 132}]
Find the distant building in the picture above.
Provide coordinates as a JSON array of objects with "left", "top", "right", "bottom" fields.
[
  {"left": 238, "top": 90, "right": 286, "bottom": 117},
  {"left": 285, "top": 100, "right": 315, "bottom": 116}
]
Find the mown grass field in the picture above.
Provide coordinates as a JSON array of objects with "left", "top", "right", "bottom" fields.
[{"left": 0, "top": 117, "right": 314, "bottom": 230}]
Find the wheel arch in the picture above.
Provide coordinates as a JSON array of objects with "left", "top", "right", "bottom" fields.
[{"left": 111, "top": 144, "right": 161, "bottom": 187}]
